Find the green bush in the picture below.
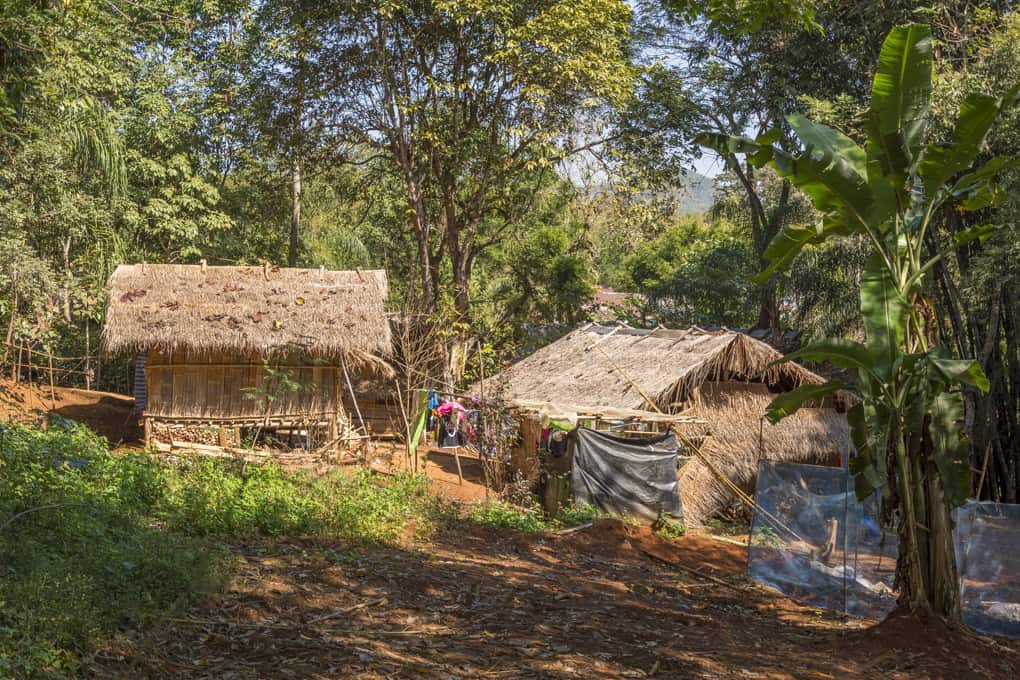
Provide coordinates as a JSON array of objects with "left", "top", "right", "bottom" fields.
[
  {"left": 0, "top": 421, "right": 219, "bottom": 678},
  {"left": 155, "top": 458, "right": 445, "bottom": 542},
  {"left": 0, "top": 421, "right": 449, "bottom": 677},
  {"left": 552, "top": 501, "right": 600, "bottom": 528}
]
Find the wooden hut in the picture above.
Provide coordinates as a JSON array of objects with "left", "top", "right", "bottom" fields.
[
  {"left": 101, "top": 263, "right": 391, "bottom": 448},
  {"left": 478, "top": 324, "right": 849, "bottom": 524}
]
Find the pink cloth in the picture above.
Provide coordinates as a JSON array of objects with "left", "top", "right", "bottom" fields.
[{"left": 436, "top": 400, "right": 466, "bottom": 416}]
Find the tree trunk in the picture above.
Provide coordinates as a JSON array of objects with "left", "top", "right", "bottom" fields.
[{"left": 289, "top": 159, "right": 301, "bottom": 267}]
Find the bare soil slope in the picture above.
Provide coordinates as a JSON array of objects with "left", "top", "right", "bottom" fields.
[
  {"left": 94, "top": 519, "right": 1019, "bottom": 679},
  {"left": 0, "top": 379, "right": 140, "bottom": 443}
]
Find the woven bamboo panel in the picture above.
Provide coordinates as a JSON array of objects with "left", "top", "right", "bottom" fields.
[{"left": 145, "top": 350, "right": 340, "bottom": 420}]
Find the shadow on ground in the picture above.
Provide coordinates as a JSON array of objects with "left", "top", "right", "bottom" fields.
[{"left": 93, "top": 520, "right": 1020, "bottom": 679}]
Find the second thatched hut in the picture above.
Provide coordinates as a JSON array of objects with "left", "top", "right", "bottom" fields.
[{"left": 481, "top": 323, "right": 848, "bottom": 524}]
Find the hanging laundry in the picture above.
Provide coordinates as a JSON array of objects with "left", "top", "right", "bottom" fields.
[
  {"left": 438, "top": 412, "right": 467, "bottom": 448},
  {"left": 436, "top": 400, "right": 466, "bottom": 416}
]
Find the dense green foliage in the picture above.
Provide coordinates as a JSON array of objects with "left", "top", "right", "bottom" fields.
[
  {"left": 0, "top": 421, "right": 447, "bottom": 677},
  {"left": 703, "top": 23, "right": 1015, "bottom": 619}
]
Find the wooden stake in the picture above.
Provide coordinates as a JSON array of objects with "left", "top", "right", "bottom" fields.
[
  {"left": 84, "top": 321, "right": 91, "bottom": 391},
  {"left": 453, "top": 447, "right": 464, "bottom": 485},
  {"left": 48, "top": 348, "right": 56, "bottom": 408},
  {"left": 13, "top": 342, "right": 21, "bottom": 383}
]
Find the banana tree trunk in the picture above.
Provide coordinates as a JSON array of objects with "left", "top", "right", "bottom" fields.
[{"left": 895, "top": 436, "right": 963, "bottom": 623}]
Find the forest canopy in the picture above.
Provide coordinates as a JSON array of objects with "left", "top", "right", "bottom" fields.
[{"left": 0, "top": 1, "right": 1018, "bottom": 505}]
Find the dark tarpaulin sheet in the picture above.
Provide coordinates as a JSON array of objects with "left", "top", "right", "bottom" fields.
[{"left": 572, "top": 428, "right": 682, "bottom": 522}]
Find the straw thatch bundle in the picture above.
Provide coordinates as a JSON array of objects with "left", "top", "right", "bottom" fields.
[
  {"left": 678, "top": 382, "right": 848, "bottom": 525},
  {"left": 484, "top": 324, "right": 827, "bottom": 412},
  {"left": 102, "top": 264, "right": 390, "bottom": 361}
]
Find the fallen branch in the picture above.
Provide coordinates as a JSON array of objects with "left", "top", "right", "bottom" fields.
[
  {"left": 306, "top": 596, "right": 389, "bottom": 624},
  {"left": 638, "top": 548, "right": 742, "bottom": 592}
]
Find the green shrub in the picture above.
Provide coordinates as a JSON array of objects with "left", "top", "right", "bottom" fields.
[
  {"left": 468, "top": 500, "right": 601, "bottom": 533},
  {"left": 0, "top": 421, "right": 219, "bottom": 679},
  {"left": 552, "top": 501, "right": 600, "bottom": 528},
  {"left": 0, "top": 421, "right": 449, "bottom": 677},
  {"left": 154, "top": 459, "right": 445, "bottom": 542},
  {"left": 653, "top": 521, "right": 687, "bottom": 539}
]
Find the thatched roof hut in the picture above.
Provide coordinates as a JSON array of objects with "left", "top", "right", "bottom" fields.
[
  {"left": 102, "top": 263, "right": 391, "bottom": 447},
  {"left": 484, "top": 324, "right": 826, "bottom": 413},
  {"left": 482, "top": 324, "right": 848, "bottom": 524}
]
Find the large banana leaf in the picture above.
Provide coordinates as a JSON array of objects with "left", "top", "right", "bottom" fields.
[
  {"left": 694, "top": 132, "right": 774, "bottom": 166},
  {"left": 868, "top": 24, "right": 932, "bottom": 175},
  {"left": 787, "top": 113, "right": 867, "bottom": 179},
  {"left": 752, "top": 218, "right": 849, "bottom": 283},
  {"left": 951, "top": 156, "right": 1020, "bottom": 210},
  {"left": 860, "top": 254, "right": 907, "bottom": 375},
  {"left": 765, "top": 380, "right": 847, "bottom": 424},
  {"left": 778, "top": 337, "right": 875, "bottom": 372},
  {"left": 918, "top": 92, "right": 1003, "bottom": 199},
  {"left": 929, "top": 356, "right": 991, "bottom": 392},
  {"left": 770, "top": 146, "right": 873, "bottom": 226}
]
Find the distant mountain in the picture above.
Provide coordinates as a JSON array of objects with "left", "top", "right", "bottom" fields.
[{"left": 678, "top": 172, "right": 715, "bottom": 214}]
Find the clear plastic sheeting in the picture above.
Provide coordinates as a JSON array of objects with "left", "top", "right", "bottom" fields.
[
  {"left": 748, "top": 461, "right": 898, "bottom": 619},
  {"left": 955, "top": 501, "right": 1020, "bottom": 638}
]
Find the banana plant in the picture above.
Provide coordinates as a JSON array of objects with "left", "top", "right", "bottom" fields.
[{"left": 699, "top": 24, "right": 1018, "bottom": 620}]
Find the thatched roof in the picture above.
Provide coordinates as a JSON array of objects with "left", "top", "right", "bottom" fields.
[
  {"left": 102, "top": 264, "right": 390, "bottom": 361},
  {"left": 479, "top": 323, "right": 829, "bottom": 414},
  {"left": 678, "top": 382, "right": 847, "bottom": 525}
]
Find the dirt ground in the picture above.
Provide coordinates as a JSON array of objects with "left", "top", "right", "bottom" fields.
[
  {"left": 0, "top": 378, "right": 141, "bottom": 443},
  {"left": 92, "top": 519, "right": 1020, "bottom": 679},
  {"left": 374, "top": 444, "right": 493, "bottom": 504}
]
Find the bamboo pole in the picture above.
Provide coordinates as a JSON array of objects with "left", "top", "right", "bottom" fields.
[{"left": 340, "top": 355, "right": 369, "bottom": 465}]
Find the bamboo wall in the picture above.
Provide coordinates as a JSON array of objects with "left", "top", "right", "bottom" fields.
[{"left": 144, "top": 349, "right": 341, "bottom": 423}]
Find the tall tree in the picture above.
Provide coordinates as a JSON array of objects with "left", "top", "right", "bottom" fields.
[{"left": 286, "top": 1, "right": 634, "bottom": 324}]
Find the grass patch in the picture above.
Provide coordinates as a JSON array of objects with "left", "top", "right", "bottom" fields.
[
  {"left": 468, "top": 500, "right": 601, "bottom": 532},
  {"left": 0, "top": 420, "right": 447, "bottom": 678}
]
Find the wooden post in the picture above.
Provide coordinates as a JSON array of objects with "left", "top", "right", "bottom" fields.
[
  {"left": 143, "top": 417, "right": 152, "bottom": 446},
  {"left": 339, "top": 355, "right": 369, "bottom": 465},
  {"left": 48, "top": 348, "right": 56, "bottom": 408},
  {"left": 13, "top": 342, "right": 21, "bottom": 383},
  {"left": 452, "top": 447, "right": 464, "bottom": 485}
]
